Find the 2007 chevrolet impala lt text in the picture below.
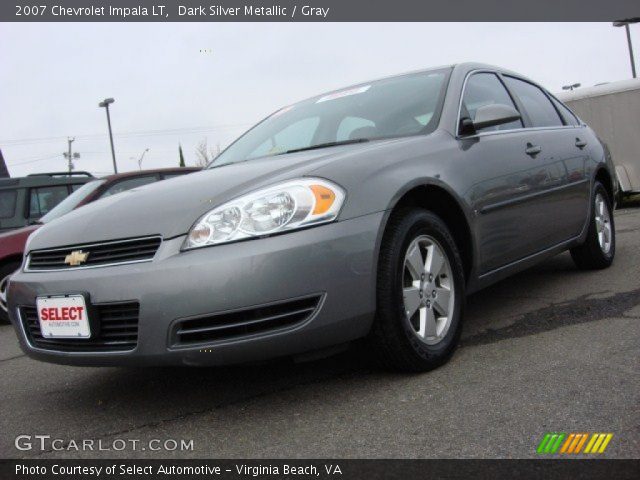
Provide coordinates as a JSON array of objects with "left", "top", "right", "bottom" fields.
[{"left": 8, "top": 63, "right": 617, "bottom": 371}]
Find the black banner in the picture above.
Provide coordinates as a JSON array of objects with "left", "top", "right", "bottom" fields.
[
  {"left": 2, "top": 0, "right": 639, "bottom": 22},
  {"left": 1, "top": 459, "right": 639, "bottom": 480}
]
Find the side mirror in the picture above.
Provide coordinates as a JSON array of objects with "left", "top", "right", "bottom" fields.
[{"left": 472, "top": 104, "right": 521, "bottom": 131}]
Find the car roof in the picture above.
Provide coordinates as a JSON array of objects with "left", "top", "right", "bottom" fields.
[
  {"left": 283, "top": 63, "right": 537, "bottom": 111},
  {"left": 0, "top": 172, "right": 93, "bottom": 189},
  {"left": 450, "top": 62, "right": 537, "bottom": 79},
  {"left": 377, "top": 62, "right": 540, "bottom": 85}
]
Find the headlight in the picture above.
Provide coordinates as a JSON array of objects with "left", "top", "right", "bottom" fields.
[{"left": 183, "top": 178, "right": 345, "bottom": 249}]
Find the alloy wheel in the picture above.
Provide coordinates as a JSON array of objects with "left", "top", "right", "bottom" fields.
[
  {"left": 595, "top": 192, "right": 612, "bottom": 254},
  {"left": 402, "top": 235, "right": 455, "bottom": 345}
]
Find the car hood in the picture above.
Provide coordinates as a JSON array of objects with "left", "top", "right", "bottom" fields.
[{"left": 27, "top": 141, "right": 399, "bottom": 251}]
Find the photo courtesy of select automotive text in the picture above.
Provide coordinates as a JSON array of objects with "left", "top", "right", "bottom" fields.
[{"left": 0, "top": 1, "right": 638, "bottom": 478}]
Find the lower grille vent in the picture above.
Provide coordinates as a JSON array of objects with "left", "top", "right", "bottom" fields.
[
  {"left": 172, "top": 294, "right": 322, "bottom": 346},
  {"left": 21, "top": 302, "right": 139, "bottom": 352}
]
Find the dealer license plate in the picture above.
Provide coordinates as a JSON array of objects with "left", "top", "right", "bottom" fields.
[{"left": 36, "top": 295, "right": 90, "bottom": 338}]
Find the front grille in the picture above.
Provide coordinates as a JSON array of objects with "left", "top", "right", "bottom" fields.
[
  {"left": 21, "top": 302, "right": 139, "bottom": 352},
  {"left": 27, "top": 236, "right": 161, "bottom": 271},
  {"left": 172, "top": 294, "right": 323, "bottom": 346}
]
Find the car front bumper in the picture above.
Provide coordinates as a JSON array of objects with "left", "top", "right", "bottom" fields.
[{"left": 8, "top": 212, "right": 383, "bottom": 366}]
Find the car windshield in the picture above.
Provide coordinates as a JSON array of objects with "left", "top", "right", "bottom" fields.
[
  {"left": 39, "top": 179, "right": 106, "bottom": 224},
  {"left": 210, "top": 68, "right": 451, "bottom": 167}
]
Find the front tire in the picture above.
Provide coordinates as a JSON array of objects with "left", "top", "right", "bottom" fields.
[
  {"left": 0, "top": 260, "right": 21, "bottom": 323},
  {"left": 371, "top": 208, "right": 465, "bottom": 372},
  {"left": 570, "top": 181, "right": 615, "bottom": 270}
]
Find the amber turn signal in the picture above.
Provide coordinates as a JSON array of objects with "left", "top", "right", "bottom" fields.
[{"left": 310, "top": 184, "right": 336, "bottom": 214}]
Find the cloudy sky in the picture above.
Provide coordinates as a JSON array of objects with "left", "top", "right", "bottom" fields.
[{"left": 1, "top": 22, "right": 638, "bottom": 176}]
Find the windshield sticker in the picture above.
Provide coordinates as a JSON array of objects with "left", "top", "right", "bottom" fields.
[{"left": 316, "top": 85, "right": 370, "bottom": 103}]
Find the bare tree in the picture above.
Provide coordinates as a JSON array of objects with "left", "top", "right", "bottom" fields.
[{"left": 194, "top": 138, "right": 218, "bottom": 167}]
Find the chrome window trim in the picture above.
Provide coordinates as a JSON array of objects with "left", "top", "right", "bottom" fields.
[
  {"left": 458, "top": 124, "right": 584, "bottom": 140},
  {"left": 25, "top": 235, "right": 162, "bottom": 273},
  {"left": 454, "top": 69, "right": 586, "bottom": 140}
]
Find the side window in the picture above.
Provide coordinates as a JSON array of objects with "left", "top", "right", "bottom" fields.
[
  {"left": 461, "top": 73, "right": 523, "bottom": 133},
  {"left": 336, "top": 116, "right": 376, "bottom": 141},
  {"left": 100, "top": 176, "right": 157, "bottom": 198},
  {"left": 249, "top": 117, "right": 320, "bottom": 158},
  {"left": 503, "top": 77, "right": 563, "bottom": 128},
  {"left": 0, "top": 190, "right": 17, "bottom": 219},
  {"left": 549, "top": 96, "right": 580, "bottom": 126},
  {"left": 29, "top": 185, "right": 70, "bottom": 218}
]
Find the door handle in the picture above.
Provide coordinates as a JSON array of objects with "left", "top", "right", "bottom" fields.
[
  {"left": 575, "top": 138, "right": 587, "bottom": 149},
  {"left": 525, "top": 143, "right": 542, "bottom": 156}
]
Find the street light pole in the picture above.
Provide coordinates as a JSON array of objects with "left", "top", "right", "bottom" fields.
[
  {"left": 614, "top": 19, "right": 639, "bottom": 79},
  {"left": 624, "top": 24, "right": 637, "bottom": 78},
  {"left": 137, "top": 148, "right": 149, "bottom": 170},
  {"left": 99, "top": 97, "right": 118, "bottom": 173},
  {"left": 562, "top": 83, "right": 581, "bottom": 91}
]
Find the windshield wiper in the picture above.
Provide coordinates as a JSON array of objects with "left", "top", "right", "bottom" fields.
[
  {"left": 279, "top": 138, "right": 369, "bottom": 155},
  {"left": 207, "top": 138, "right": 370, "bottom": 169}
]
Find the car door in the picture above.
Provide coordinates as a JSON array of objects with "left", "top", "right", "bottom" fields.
[
  {"left": 501, "top": 76, "right": 590, "bottom": 246},
  {"left": 457, "top": 71, "right": 569, "bottom": 274}
]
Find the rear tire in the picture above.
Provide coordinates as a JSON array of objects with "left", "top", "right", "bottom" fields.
[
  {"left": 0, "top": 259, "right": 21, "bottom": 324},
  {"left": 370, "top": 208, "right": 465, "bottom": 372},
  {"left": 570, "top": 181, "right": 615, "bottom": 270}
]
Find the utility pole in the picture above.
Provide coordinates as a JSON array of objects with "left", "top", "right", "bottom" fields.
[{"left": 62, "top": 137, "right": 80, "bottom": 174}]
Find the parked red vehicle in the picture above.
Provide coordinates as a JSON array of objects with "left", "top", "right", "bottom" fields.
[{"left": 0, "top": 167, "right": 200, "bottom": 321}]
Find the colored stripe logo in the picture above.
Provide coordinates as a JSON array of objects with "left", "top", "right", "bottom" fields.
[{"left": 537, "top": 433, "right": 613, "bottom": 454}]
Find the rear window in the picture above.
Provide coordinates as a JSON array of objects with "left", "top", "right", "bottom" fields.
[
  {"left": 0, "top": 190, "right": 17, "bottom": 219},
  {"left": 28, "top": 185, "right": 70, "bottom": 218},
  {"left": 503, "top": 76, "right": 563, "bottom": 128},
  {"left": 162, "top": 172, "right": 192, "bottom": 180},
  {"left": 40, "top": 180, "right": 106, "bottom": 224},
  {"left": 549, "top": 96, "right": 580, "bottom": 126},
  {"left": 100, "top": 176, "right": 157, "bottom": 198}
]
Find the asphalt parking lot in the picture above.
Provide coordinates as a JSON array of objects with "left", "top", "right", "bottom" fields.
[{"left": 1, "top": 207, "right": 638, "bottom": 459}]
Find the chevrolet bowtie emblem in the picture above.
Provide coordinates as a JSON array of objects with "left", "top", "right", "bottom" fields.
[{"left": 64, "top": 250, "right": 89, "bottom": 266}]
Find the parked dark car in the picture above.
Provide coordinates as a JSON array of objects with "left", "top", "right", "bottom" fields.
[
  {"left": 0, "top": 171, "right": 93, "bottom": 232},
  {"left": 8, "top": 63, "right": 617, "bottom": 371},
  {"left": 0, "top": 167, "right": 199, "bottom": 322}
]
